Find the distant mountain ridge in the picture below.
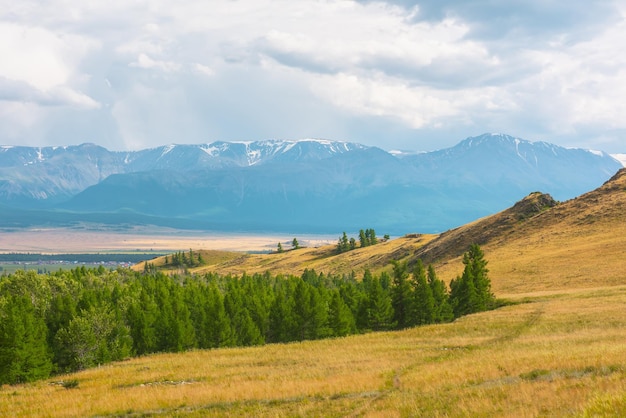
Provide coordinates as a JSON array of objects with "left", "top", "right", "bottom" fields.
[
  {"left": 0, "top": 134, "right": 622, "bottom": 234},
  {"left": 0, "top": 139, "right": 366, "bottom": 205}
]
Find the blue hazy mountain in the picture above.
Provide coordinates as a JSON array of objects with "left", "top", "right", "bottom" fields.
[{"left": 0, "top": 135, "right": 621, "bottom": 234}]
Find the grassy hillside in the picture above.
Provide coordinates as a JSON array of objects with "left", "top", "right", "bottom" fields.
[
  {"left": 429, "top": 168, "right": 626, "bottom": 295},
  {"left": 3, "top": 286, "right": 625, "bottom": 417},
  {"left": 137, "top": 168, "right": 626, "bottom": 296},
  {"left": 133, "top": 234, "right": 438, "bottom": 278},
  {"left": 4, "top": 168, "right": 626, "bottom": 417}
]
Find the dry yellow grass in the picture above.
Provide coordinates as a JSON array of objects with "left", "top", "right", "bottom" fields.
[
  {"left": 2, "top": 286, "right": 625, "bottom": 417},
  {"left": 3, "top": 169, "right": 625, "bottom": 416},
  {"left": 433, "top": 171, "right": 626, "bottom": 295},
  {"left": 135, "top": 234, "right": 437, "bottom": 278}
]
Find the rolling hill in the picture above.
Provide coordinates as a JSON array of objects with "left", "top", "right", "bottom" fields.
[
  {"left": 140, "top": 167, "right": 626, "bottom": 296},
  {"left": 2, "top": 168, "right": 626, "bottom": 417}
]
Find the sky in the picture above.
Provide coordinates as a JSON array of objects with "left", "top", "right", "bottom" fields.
[{"left": 1, "top": 0, "right": 625, "bottom": 153}]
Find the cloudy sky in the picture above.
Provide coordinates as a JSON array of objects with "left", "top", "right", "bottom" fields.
[{"left": 1, "top": 0, "right": 625, "bottom": 153}]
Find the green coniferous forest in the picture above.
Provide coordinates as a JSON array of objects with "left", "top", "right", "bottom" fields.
[{"left": 0, "top": 246, "right": 494, "bottom": 385}]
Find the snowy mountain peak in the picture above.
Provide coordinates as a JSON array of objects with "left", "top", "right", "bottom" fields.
[
  {"left": 458, "top": 133, "right": 611, "bottom": 162},
  {"left": 195, "top": 139, "right": 368, "bottom": 166},
  {"left": 462, "top": 133, "right": 527, "bottom": 147}
]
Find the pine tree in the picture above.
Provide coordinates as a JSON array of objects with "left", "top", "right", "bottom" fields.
[
  {"left": 205, "top": 284, "right": 235, "bottom": 347},
  {"left": 368, "top": 229, "right": 377, "bottom": 245},
  {"left": 411, "top": 260, "right": 435, "bottom": 325},
  {"left": 328, "top": 290, "right": 355, "bottom": 337},
  {"left": 337, "top": 232, "right": 350, "bottom": 253},
  {"left": 268, "top": 286, "right": 296, "bottom": 343},
  {"left": 390, "top": 260, "right": 413, "bottom": 329},
  {"left": 428, "top": 264, "right": 454, "bottom": 323},
  {"left": 292, "top": 280, "right": 328, "bottom": 340},
  {"left": 449, "top": 244, "right": 493, "bottom": 318},
  {"left": 0, "top": 295, "right": 52, "bottom": 384},
  {"left": 126, "top": 290, "right": 158, "bottom": 355},
  {"left": 464, "top": 244, "right": 494, "bottom": 311},
  {"left": 292, "top": 238, "right": 300, "bottom": 249},
  {"left": 366, "top": 276, "right": 395, "bottom": 331},
  {"left": 359, "top": 229, "right": 368, "bottom": 248},
  {"left": 277, "top": 242, "right": 283, "bottom": 253}
]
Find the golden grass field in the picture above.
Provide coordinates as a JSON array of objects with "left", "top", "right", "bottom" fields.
[
  {"left": 2, "top": 169, "right": 625, "bottom": 417},
  {"left": 2, "top": 286, "right": 625, "bottom": 417}
]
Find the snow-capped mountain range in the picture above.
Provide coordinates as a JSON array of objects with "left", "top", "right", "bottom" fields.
[{"left": 0, "top": 134, "right": 622, "bottom": 234}]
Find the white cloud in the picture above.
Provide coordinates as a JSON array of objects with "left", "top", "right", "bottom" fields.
[
  {"left": 130, "top": 53, "right": 181, "bottom": 73},
  {"left": 0, "top": 22, "right": 93, "bottom": 89},
  {"left": 0, "top": 0, "right": 625, "bottom": 152},
  {"left": 193, "top": 64, "right": 215, "bottom": 77}
]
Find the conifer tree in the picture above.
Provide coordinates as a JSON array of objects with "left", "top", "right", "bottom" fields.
[
  {"left": 126, "top": 290, "right": 158, "bottom": 355},
  {"left": 428, "top": 264, "right": 454, "bottom": 323},
  {"left": 391, "top": 260, "right": 413, "bottom": 329},
  {"left": 359, "top": 229, "right": 368, "bottom": 248},
  {"left": 188, "top": 249, "right": 195, "bottom": 267},
  {"left": 268, "top": 286, "right": 296, "bottom": 343},
  {"left": 293, "top": 280, "right": 328, "bottom": 340},
  {"left": 464, "top": 244, "right": 494, "bottom": 311},
  {"left": 366, "top": 276, "right": 395, "bottom": 331},
  {"left": 328, "top": 290, "right": 355, "bottom": 337},
  {"left": 0, "top": 295, "right": 52, "bottom": 384},
  {"left": 449, "top": 244, "right": 493, "bottom": 318},
  {"left": 411, "top": 260, "right": 435, "bottom": 325},
  {"left": 337, "top": 232, "right": 350, "bottom": 253},
  {"left": 205, "top": 284, "right": 235, "bottom": 347},
  {"left": 368, "top": 229, "right": 377, "bottom": 245}
]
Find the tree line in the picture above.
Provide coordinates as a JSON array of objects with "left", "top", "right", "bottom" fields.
[
  {"left": 337, "top": 228, "right": 382, "bottom": 253},
  {"left": 0, "top": 244, "right": 494, "bottom": 385}
]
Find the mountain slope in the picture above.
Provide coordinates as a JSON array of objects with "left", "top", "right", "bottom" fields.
[
  {"left": 402, "top": 133, "right": 620, "bottom": 201},
  {"left": 0, "top": 139, "right": 367, "bottom": 207},
  {"left": 418, "top": 167, "right": 626, "bottom": 293},
  {"left": 174, "top": 168, "right": 626, "bottom": 296},
  {"left": 1, "top": 134, "right": 621, "bottom": 233}
]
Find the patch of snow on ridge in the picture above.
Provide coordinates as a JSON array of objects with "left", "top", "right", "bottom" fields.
[
  {"left": 200, "top": 142, "right": 230, "bottom": 157},
  {"left": 588, "top": 149, "right": 606, "bottom": 157},
  {"left": 159, "top": 144, "right": 176, "bottom": 159},
  {"left": 611, "top": 154, "right": 626, "bottom": 167},
  {"left": 514, "top": 138, "right": 523, "bottom": 159},
  {"left": 245, "top": 143, "right": 262, "bottom": 166},
  {"left": 279, "top": 141, "right": 298, "bottom": 154}
]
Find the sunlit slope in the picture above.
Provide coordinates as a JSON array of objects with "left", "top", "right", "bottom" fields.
[
  {"left": 134, "top": 234, "right": 438, "bottom": 278},
  {"left": 3, "top": 286, "right": 625, "bottom": 417},
  {"left": 427, "top": 168, "right": 626, "bottom": 294},
  {"left": 138, "top": 169, "right": 626, "bottom": 297}
]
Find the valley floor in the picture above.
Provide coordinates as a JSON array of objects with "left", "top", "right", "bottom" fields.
[{"left": 0, "top": 228, "right": 335, "bottom": 253}]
